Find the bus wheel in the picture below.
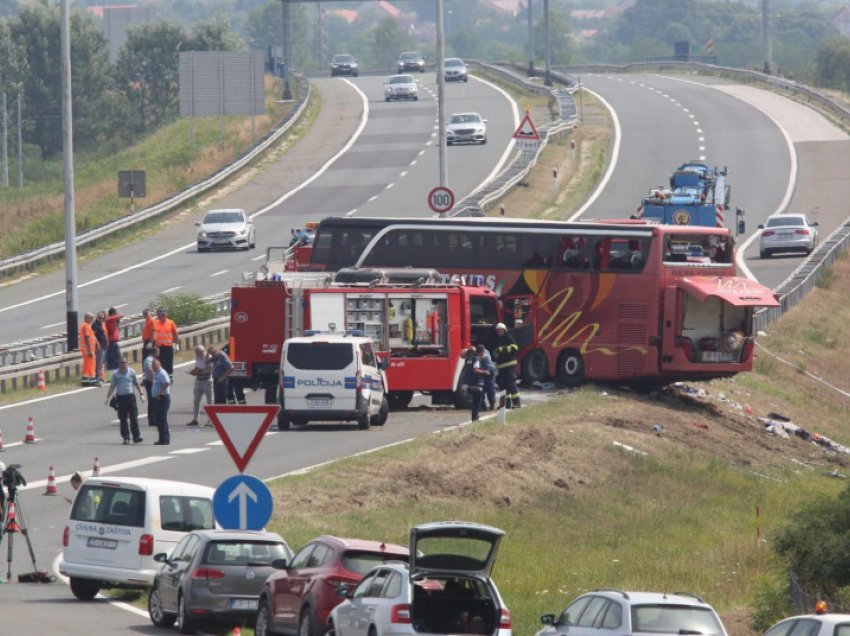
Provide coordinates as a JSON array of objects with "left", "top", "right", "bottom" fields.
[
  {"left": 556, "top": 349, "right": 585, "bottom": 387},
  {"left": 521, "top": 349, "right": 548, "bottom": 384},
  {"left": 387, "top": 391, "right": 414, "bottom": 411}
]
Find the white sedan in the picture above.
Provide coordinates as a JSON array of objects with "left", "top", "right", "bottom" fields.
[
  {"left": 758, "top": 213, "right": 819, "bottom": 258},
  {"left": 384, "top": 75, "right": 419, "bottom": 102},
  {"left": 196, "top": 208, "right": 255, "bottom": 251},
  {"left": 762, "top": 611, "right": 850, "bottom": 636},
  {"left": 446, "top": 112, "right": 487, "bottom": 145}
]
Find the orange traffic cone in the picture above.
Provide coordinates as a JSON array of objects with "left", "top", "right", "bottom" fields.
[
  {"left": 37, "top": 369, "right": 46, "bottom": 390},
  {"left": 44, "top": 465, "right": 59, "bottom": 495},
  {"left": 3, "top": 501, "right": 21, "bottom": 533},
  {"left": 24, "top": 417, "right": 36, "bottom": 443},
  {"left": 0, "top": 428, "right": 4, "bottom": 451},
  {"left": 92, "top": 457, "right": 101, "bottom": 477}
]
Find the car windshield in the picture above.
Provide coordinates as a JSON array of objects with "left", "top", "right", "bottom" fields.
[
  {"left": 390, "top": 76, "right": 413, "bottom": 85},
  {"left": 204, "top": 540, "right": 289, "bottom": 566},
  {"left": 401, "top": 53, "right": 420, "bottom": 61},
  {"left": 451, "top": 114, "right": 480, "bottom": 124},
  {"left": 767, "top": 216, "right": 805, "bottom": 227},
  {"left": 446, "top": 59, "right": 464, "bottom": 67},
  {"left": 333, "top": 55, "right": 354, "bottom": 63},
  {"left": 631, "top": 605, "right": 725, "bottom": 635},
  {"left": 204, "top": 211, "right": 244, "bottom": 224}
]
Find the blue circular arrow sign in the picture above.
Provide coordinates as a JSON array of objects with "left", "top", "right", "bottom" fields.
[{"left": 213, "top": 474, "right": 273, "bottom": 530}]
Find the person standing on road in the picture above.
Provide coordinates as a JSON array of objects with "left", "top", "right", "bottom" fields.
[
  {"left": 493, "top": 322, "right": 521, "bottom": 408},
  {"left": 222, "top": 343, "right": 246, "bottom": 404},
  {"left": 104, "top": 307, "right": 124, "bottom": 373},
  {"left": 187, "top": 345, "right": 213, "bottom": 426},
  {"left": 104, "top": 357, "right": 145, "bottom": 445},
  {"left": 79, "top": 312, "right": 97, "bottom": 386},
  {"left": 142, "top": 347, "right": 159, "bottom": 427},
  {"left": 142, "top": 308, "right": 155, "bottom": 351},
  {"left": 479, "top": 345, "right": 497, "bottom": 411},
  {"left": 461, "top": 347, "right": 482, "bottom": 421},
  {"left": 150, "top": 358, "right": 172, "bottom": 445},
  {"left": 92, "top": 311, "right": 108, "bottom": 384},
  {"left": 152, "top": 307, "right": 178, "bottom": 379},
  {"left": 210, "top": 346, "right": 234, "bottom": 405}
]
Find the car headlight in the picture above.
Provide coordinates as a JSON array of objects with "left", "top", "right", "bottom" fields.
[
  {"left": 198, "top": 231, "right": 207, "bottom": 239},
  {"left": 236, "top": 228, "right": 248, "bottom": 236}
]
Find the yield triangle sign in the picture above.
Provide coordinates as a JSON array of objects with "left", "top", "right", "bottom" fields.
[
  {"left": 204, "top": 405, "right": 280, "bottom": 473},
  {"left": 512, "top": 113, "right": 540, "bottom": 140}
]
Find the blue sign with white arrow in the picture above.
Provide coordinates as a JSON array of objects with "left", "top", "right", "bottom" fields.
[{"left": 213, "top": 474, "right": 273, "bottom": 530}]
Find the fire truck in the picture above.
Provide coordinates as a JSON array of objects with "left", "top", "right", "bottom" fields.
[{"left": 229, "top": 267, "right": 501, "bottom": 410}]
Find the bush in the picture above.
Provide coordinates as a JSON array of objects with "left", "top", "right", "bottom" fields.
[
  {"left": 749, "top": 573, "right": 792, "bottom": 633},
  {"left": 149, "top": 293, "right": 217, "bottom": 326}
]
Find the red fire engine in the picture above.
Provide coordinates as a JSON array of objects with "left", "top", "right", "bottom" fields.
[{"left": 229, "top": 268, "right": 501, "bottom": 410}]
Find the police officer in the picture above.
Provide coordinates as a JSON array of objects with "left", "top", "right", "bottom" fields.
[
  {"left": 492, "top": 323, "right": 521, "bottom": 408},
  {"left": 104, "top": 356, "right": 145, "bottom": 445}
]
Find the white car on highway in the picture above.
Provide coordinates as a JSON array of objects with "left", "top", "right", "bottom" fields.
[
  {"left": 384, "top": 75, "right": 419, "bottom": 102},
  {"left": 758, "top": 213, "right": 819, "bottom": 258},
  {"left": 196, "top": 208, "right": 256, "bottom": 252},
  {"left": 446, "top": 112, "right": 487, "bottom": 145}
]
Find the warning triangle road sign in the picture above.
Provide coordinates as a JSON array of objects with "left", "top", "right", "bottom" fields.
[
  {"left": 512, "top": 113, "right": 540, "bottom": 141},
  {"left": 205, "top": 405, "right": 280, "bottom": 473}
]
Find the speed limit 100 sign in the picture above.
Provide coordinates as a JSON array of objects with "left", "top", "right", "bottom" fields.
[{"left": 428, "top": 186, "right": 455, "bottom": 214}]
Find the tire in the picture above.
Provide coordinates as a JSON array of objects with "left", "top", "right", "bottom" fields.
[
  {"left": 387, "top": 391, "right": 413, "bottom": 411},
  {"left": 178, "top": 594, "right": 196, "bottom": 634},
  {"left": 521, "top": 349, "right": 548, "bottom": 384},
  {"left": 292, "top": 417, "right": 308, "bottom": 427},
  {"left": 371, "top": 396, "right": 389, "bottom": 427},
  {"left": 353, "top": 72, "right": 358, "bottom": 77},
  {"left": 277, "top": 410, "right": 291, "bottom": 430},
  {"left": 196, "top": 245, "right": 207, "bottom": 253},
  {"left": 256, "top": 597, "right": 277, "bottom": 636},
  {"left": 326, "top": 619, "right": 336, "bottom": 636},
  {"left": 454, "top": 382, "right": 473, "bottom": 409},
  {"left": 481, "top": 137, "right": 487, "bottom": 145},
  {"left": 148, "top": 584, "right": 177, "bottom": 628},
  {"left": 70, "top": 577, "right": 100, "bottom": 600},
  {"left": 357, "top": 413, "right": 371, "bottom": 430},
  {"left": 556, "top": 349, "right": 585, "bottom": 387},
  {"left": 299, "top": 606, "right": 317, "bottom": 636},
  {"left": 760, "top": 249, "right": 770, "bottom": 258}
]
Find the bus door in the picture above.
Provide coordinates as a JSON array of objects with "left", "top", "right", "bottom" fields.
[{"left": 503, "top": 296, "right": 536, "bottom": 350}]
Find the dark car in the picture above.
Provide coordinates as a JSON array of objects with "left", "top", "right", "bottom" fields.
[
  {"left": 397, "top": 51, "right": 425, "bottom": 73},
  {"left": 254, "top": 535, "right": 409, "bottom": 636},
  {"left": 148, "top": 529, "right": 292, "bottom": 635},
  {"left": 330, "top": 54, "right": 358, "bottom": 77}
]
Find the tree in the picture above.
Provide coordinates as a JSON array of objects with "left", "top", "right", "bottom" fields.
[
  {"left": 370, "top": 17, "right": 414, "bottom": 70},
  {"left": 189, "top": 15, "right": 245, "bottom": 51},
  {"left": 814, "top": 38, "right": 850, "bottom": 90},
  {"left": 114, "top": 22, "right": 187, "bottom": 132},
  {"left": 534, "top": 9, "right": 574, "bottom": 66}
]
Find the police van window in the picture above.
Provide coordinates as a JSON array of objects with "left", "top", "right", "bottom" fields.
[
  {"left": 159, "top": 495, "right": 214, "bottom": 532},
  {"left": 360, "top": 343, "right": 375, "bottom": 366},
  {"left": 287, "top": 342, "right": 354, "bottom": 370}
]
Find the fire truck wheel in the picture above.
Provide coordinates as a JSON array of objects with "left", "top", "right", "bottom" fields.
[
  {"left": 371, "top": 397, "right": 389, "bottom": 427},
  {"left": 521, "top": 349, "right": 549, "bottom": 384},
  {"left": 277, "top": 411, "right": 291, "bottom": 430},
  {"left": 387, "top": 391, "right": 414, "bottom": 411},
  {"left": 556, "top": 349, "right": 585, "bottom": 387}
]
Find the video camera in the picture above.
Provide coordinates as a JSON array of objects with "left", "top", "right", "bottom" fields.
[{"left": 1, "top": 463, "right": 26, "bottom": 490}]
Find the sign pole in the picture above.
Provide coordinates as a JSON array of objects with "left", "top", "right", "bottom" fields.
[{"left": 61, "top": 0, "right": 79, "bottom": 351}]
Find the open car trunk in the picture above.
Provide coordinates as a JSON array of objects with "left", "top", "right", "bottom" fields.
[{"left": 412, "top": 575, "right": 499, "bottom": 635}]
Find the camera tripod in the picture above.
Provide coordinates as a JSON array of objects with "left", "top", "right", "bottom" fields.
[{"left": 1, "top": 485, "right": 45, "bottom": 582}]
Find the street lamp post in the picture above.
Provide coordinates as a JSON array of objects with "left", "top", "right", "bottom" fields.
[
  {"left": 280, "top": 0, "right": 293, "bottom": 100},
  {"left": 61, "top": 0, "right": 79, "bottom": 350},
  {"left": 543, "top": 0, "right": 552, "bottom": 87},
  {"left": 436, "top": 0, "right": 447, "bottom": 193},
  {"left": 527, "top": 0, "right": 534, "bottom": 76}
]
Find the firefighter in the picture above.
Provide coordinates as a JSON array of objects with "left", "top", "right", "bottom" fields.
[
  {"left": 79, "top": 312, "right": 98, "bottom": 386},
  {"left": 492, "top": 322, "right": 520, "bottom": 408}
]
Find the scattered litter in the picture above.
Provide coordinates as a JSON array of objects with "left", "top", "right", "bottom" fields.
[
  {"left": 767, "top": 411, "right": 791, "bottom": 422},
  {"left": 532, "top": 380, "right": 557, "bottom": 390},
  {"left": 652, "top": 424, "right": 662, "bottom": 436},
  {"left": 692, "top": 422, "right": 709, "bottom": 430},
  {"left": 824, "top": 470, "right": 846, "bottom": 479},
  {"left": 613, "top": 440, "right": 648, "bottom": 456},
  {"left": 758, "top": 417, "right": 850, "bottom": 456},
  {"left": 745, "top": 405, "right": 753, "bottom": 415}
]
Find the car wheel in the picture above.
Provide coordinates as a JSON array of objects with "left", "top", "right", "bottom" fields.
[
  {"left": 385, "top": 96, "right": 390, "bottom": 102},
  {"left": 463, "top": 77, "right": 469, "bottom": 82},
  {"left": 299, "top": 605, "right": 317, "bottom": 636},
  {"left": 277, "top": 410, "right": 291, "bottom": 430},
  {"left": 454, "top": 381, "right": 473, "bottom": 410},
  {"left": 556, "top": 349, "right": 585, "bottom": 387},
  {"left": 521, "top": 348, "right": 548, "bottom": 384},
  {"left": 414, "top": 96, "right": 418, "bottom": 101},
  {"left": 353, "top": 72, "right": 358, "bottom": 77},
  {"left": 149, "top": 584, "right": 177, "bottom": 627},
  {"left": 292, "top": 416, "right": 308, "bottom": 427},
  {"left": 481, "top": 137, "right": 487, "bottom": 145},
  {"left": 326, "top": 619, "right": 336, "bottom": 636},
  {"left": 387, "top": 391, "right": 413, "bottom": 411},
  {"left": 357, "top": 413, "right": 371, "bottom": 430},
  {"left": 196, "top": 245, "right": 207, "bottom": 253},
  {"left": 178, "top": 594, "right": 196, "bottom": 634},
  {"left": 70, "top": 577, "right": 100, "bottom": 600},
  {"left": 256, "top": 597, "right": 277, "bottom": 636},
  {"left": 371, "top": 396, "right": 389, "bottom": 427},
  {"left": 760, "top": 249, "right": 770, "bottom": 259}
]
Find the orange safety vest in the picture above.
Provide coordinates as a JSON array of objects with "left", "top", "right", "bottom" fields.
[
  {"left": 142, "top": 316, "right": 155, "bottom": 343},
  {"left": 79, "top": 322, "right": 95, "bottom": 354},
  {"left": 153, "top": 318, "right": 178, "bottom": 347}
]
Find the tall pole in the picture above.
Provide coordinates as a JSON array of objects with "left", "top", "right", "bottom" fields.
[
  {"left": 761, "top": 0, "right": 772, "bottom": 74},
  {"left": 281, "top": 0, "right": 293, "bottom": 100},
  {"left": 2, "top": 93, "right": 8, "bottom": 187},
  {"left": 436, "top": 0, "right": 447, "bottom": 194},
  {"left": 61, "top": 0, "right": 79, "bottom": 350},
  {"left": 543, "top": 0, "right": 552, "bottom": 87},
  {"left": 528, "top": 0, "right": 534, "bottom": 77},
  {"left": 17, "top": 93, "right": 23, "bottom": 189}
]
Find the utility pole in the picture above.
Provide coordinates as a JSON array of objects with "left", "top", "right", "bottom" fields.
[
  {"left": 2, "top": 93, "right": 8, "bottom": 187},
  {"left": 436, "top": 0, "right": 447, "bottom": 191},
  {"left": 280, "top": 0, "right": 293, "bottom": 100},
  {"left": 17, "top": 93, "right": 23, "bottom": 189},
  {"left": 761, "top": 0, "right": 772, "bottom": 74},
  {"left": 61, "top": 0, "right": 79, "bottom": 350},
  {"left": 527, "top": 0, "right": 534, "bottom": 76},
  {"left": 543, "top": 0, "right": 552, "bottom": 87}
]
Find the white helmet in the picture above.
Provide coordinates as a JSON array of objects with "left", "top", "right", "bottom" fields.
[{"left": 495, "top": 323, "right": 507, "bottom": 331}]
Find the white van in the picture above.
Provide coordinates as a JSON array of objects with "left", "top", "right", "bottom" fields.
[
  {"left": 60, "top": 476, "right": 215, "bottom": 600},
  {"left": 279, "top": 333, "right": 389, "bottom": 430}
]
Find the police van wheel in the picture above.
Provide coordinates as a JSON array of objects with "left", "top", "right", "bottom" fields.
[
  {"left": 70, "top": 577, "right": 100, "bottom": 600},
  {"left": 357, "top": 414, "right": 371, "bottom": 430},
  {"left": 371, "top": 397, "right": 389, "bottom": 427},
  {"left": 556, "top": 349, "right": 585, "bottom": 387},
  {"left": 277, "top": 411, "right": 291, "bottom": 430},
  {"left": 521, "top": 349, "right": 548, "bottom": 384}
]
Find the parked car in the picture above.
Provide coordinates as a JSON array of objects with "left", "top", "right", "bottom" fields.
[
  {"left": 384, "top": 75, "right": 419, "bottom": 102},
  {"left": 196, "top": 208, "right": 256, "bottom": 252},
  {"left": 397, "top": 51, "right": 425, "bottom": 73},
  {"left": 407, "top": 521, "right": 512, "bottom": 636},
  {"left": 148, "top": 529, "right": 292, "bottom": 635},
  {"left": 254, "top": 535, "right": 409, "bottom": 636},
  {"left": 444, "top": 58, "right": 468, "bottom": 82},
  {"left": 60, "top": 477, "right": 216, "bottom": 600},
  {"left": 535, "top": 589, "right": 728, "bottom": 636},
  {"left": 761, "top": 608, "right": 850, "bottom": 636},
  {"left": 446, "top": 113, "right": 487, "bottom": 145},
  {"left": 758, "top": 213, "right": 819, "bottom": 258},
  {"left": 330, "top": 54, "right": 358, "bottom": 77}
]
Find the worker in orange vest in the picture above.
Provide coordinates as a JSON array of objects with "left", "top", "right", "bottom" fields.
[
  {"left": 152, "top": 307, "right": 178, "bottom": 377},
  {"left": 79, "top": 312, "right": 98, "bottom": 386},
  {"left": 141, "top": 308, "right": 155, "bottom": 351}
]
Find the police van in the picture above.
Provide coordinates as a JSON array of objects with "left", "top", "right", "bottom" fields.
[
  {"left": 279, "top": 331, "right": 389, "bottom": 430},
  {"left": 60, "top": 477, "right": 215, "bottom": 600}
]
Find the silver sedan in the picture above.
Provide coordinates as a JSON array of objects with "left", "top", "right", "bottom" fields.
[
  {"left": 758, "top": 213, "right": 819, "bottom": 258},
  {"left": 196, "top": 208, "right": 256, "bottom": 252},
  {"left": 446, "top": 112, "right": 487, "bottom": 145}
]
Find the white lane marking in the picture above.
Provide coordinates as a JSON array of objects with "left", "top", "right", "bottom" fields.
[
  {"left": 368, "top": 195, "right": 378, "bottom": 202},
  {"left": 209, "top": 269, "right": 228, "bottom": 278},
  {"left": 693, "top": 121, "right": 700, "bottom": 126},
  {"left": 699, "top": 146, "right": 706, "bottom": 151},
  {"left": 699, "top": 137, "right": 705, "bottom": 142},
  {"left": 399, "top": 171, "right": 408, "bottom": 177},
  {"left": 169, "top": 448, "right": 210, "bottom": 454},
  {"left": 22, "top": 455, "right": 175, "bottom": 491},
  {"left": 385, "top": 183, "right": 394, "bottom": 190},
  {"left": 696, "top": 128, "right": 703, "bottom": 133},
  {"left": 0, "top": 385, "right": 97, "bottom": 411},
  {"left": 0, "top": 80, "right": 372, "bottom": 316},
  {"left": 568, "top": 87, "right": 621, "bottom": 220},
  {"left": 688, "top": 113, "right": 695, "bottom": 119},
  {"left": 418, "top": 149, "right": 426, "bottom": 156},
  {"left": 114, "top": 303, "right": 128, "bottom": 309},
  {"left": 0, "top": 438, "right": 44, "bottom": 449},
  {"left": 251, "top": 254, "right": 266, "bottom": 261},
  {"left": 345, "top": 209, "right": 357, "bottom": 216},
  {"left": 205, "top": 440, "right": 225, "bottom": 446},
  {"left": 161, "top": 286, "right": 182, "bottom": 294},
  {"left": 40, "top": 321, "right": 65, "bottom": 330},
  {"left": 683, "top": 107, "right": 689, "bottom": 112}
]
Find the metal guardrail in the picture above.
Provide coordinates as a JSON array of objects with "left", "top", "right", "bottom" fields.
[{"left": 0, "top": 75, "right": 312, "bottom": 278}]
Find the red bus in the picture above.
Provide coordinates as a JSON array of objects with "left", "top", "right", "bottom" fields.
[{"left": 285, "top": 216, "right": 778, "bottom": 386}]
